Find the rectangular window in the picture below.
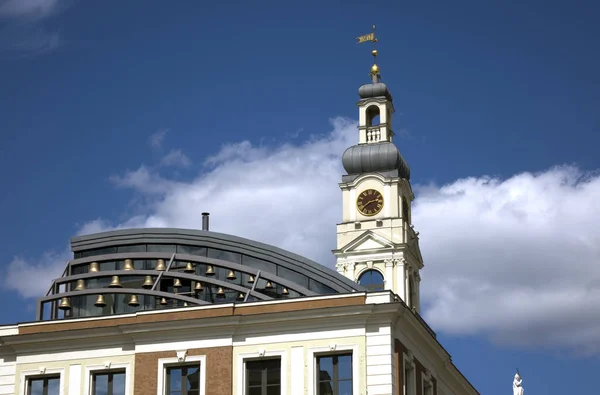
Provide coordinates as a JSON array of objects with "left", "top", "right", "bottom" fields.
[
  {"left": 92, "top": 370, "right": 126, "bottom": 395},
  {"left": 166, "top": 365, "right": 201, "bottom": 395},
  {"left": 27, "top": 376, "right": 60, "bottom": 395},
  {"left": 245, "top": 358, "right": 281, "bottom": 395},
  {"left": 316, "top": 354, "right": 352, "bottom": 395}
]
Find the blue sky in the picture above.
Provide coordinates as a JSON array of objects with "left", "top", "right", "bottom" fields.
[{"left": 1, "top": 0, "right": 599, "bottom": 394}]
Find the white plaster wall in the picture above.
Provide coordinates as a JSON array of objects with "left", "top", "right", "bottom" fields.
[
  {"left": 15, "top": 353, "right": 135, "bottom": 395},
  {"left": 365, "top": 321, "right": 394, "bottom": 395},
  {"left": 0, "top": 356, "right": 16, "bottom": 395}
]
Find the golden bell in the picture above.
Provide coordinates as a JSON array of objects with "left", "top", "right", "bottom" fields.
[
  {"left": 184, "top": 262, "right": 195, "bottom": 273},
  {"left": 226, "top": 270, "right": 236, "bottom": 280},
  {"left": 142, "top": 275, "right": 154, "bottom": 289},
  {"left": 94, "top": 294, "right": 106, "bottom": 307},
  {"left": 160, "top": 297, "right": 168, "bottom": 305},
  {"left": 89, "top": 262, "right": 99, "bottom": 272},
  {"left": 216, "top": 287, "right": 225, "bottom": 298},
  {"left": 108, "top": 276, "right": 122, "bottom": 288},
  {"left": 183, "top": 302, "right": 188, "bottom": 307},
  {"left": 265, "top": 281, "right": 273, "bottom": 289},
  {"left": 173, "top": 278, "right": 182, "bottom": 288},
  {"left": 155, "top": 259, "right": 166, "bottom": 271},
  {"left": 123, "top": 259, "right": 134, "bottom": 271},
  {"left": 128, "top": 294, "right": 140, "bottom": 307},
  {"left": 74, "top": 279, "right": 86, "bottom": 291},
  {"left": 58, "top": 297, "right": 71, "bottom": 310},
  {"left": 248, "top": 275, "right": 255, "bottom": 284},
  {"left": 282, "top": 287, "right": 289, "bottom": 295},
  {"left": 194, "top": 282, "right": 204, "bottom": 293},
  {"left": 237, "top": 292, "right": 245, "bottom": 300},
  {"left": 205, "top": 265, "right": 215, "bottom": 276}
]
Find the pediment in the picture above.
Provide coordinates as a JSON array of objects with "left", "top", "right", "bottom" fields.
[{"left": 340, "top": 231, "right": 395, "bottom": 254}]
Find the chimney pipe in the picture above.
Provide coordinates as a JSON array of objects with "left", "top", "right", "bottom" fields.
[{"left": 202, "top": 212, "right": 210, "bottom": 231}]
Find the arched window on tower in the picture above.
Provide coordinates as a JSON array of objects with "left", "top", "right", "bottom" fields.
[
  {"left": 366, "top": 105, "right": 380, "bottom": 127},
  {"left": 402, "top": 199, "right": 410, "bottom": 224},
  {"left": 357, "top": 269, "right": 385, "bottom": 291}
]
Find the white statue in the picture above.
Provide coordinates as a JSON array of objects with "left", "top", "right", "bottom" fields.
[{"left": 513, "top": 372, "right": 524, "bottom": 395}]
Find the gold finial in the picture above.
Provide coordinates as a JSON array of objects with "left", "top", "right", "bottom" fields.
[{"left": 357, "top": 25, "right": 380, "bottom": 78}]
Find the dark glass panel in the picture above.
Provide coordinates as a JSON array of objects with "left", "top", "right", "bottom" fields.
[
  {"left": 266, "top": 385, "right": 281, "bottom": 395},
  {"left": 357, "top": 269, "right": 385, "bottom": 291},
  {"left": 208, "top": 248, "right": 242, "bottom": 264},
  {"left": 147, "top": 244, "right": 176, "bottom": 253},
  {"left": 319, "top": 382, "right": 333, "bottom": 395},
  {"left": 80, "top": 246, "right": 117, "bottom": 258},
  {"left": 242, "top": 255, "right": 276, "bottom": 274},
  {"left": 276, "top": 265, "right": 309, "bottom": 288},
  {"left": 338, "top": 355, "right": 352, "bottom": 380},
  {"left": 116, "top": 245, "right": 146, "bottom": 253},
  {"left": 93, "top": 374, "right": 108, "bottom": 395},
  {"left": 309, "top": 279, "right": 337, "bottom": 294},
  {"left": 177, "top": 245, "right": 207, "bottom": 256},
  {"left": 338, "top": 380, "right": 352, "bottom": 395}
]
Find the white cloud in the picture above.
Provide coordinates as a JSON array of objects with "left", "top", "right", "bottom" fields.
[
  {"left": 4, "top": 249, "right": 70, "bottom": 299},
  {"left": 160, "top": 149, "right": 192, "bottom": 168},
  {"left": 3, "top": 116, "right": 600, "bottom": 355},
  {"left": 0, "top": 0, "right": 62, "bottom": 19},
  {"left": 0, "top": 0, "right": 66, "bottom": 55},
  {"left": 149, "top": 129, "right": 168, "bottom": 149}
]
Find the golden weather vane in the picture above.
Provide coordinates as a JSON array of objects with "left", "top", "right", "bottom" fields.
[{"left": 356, "top": 25, "right": 380, "bottom": 78}]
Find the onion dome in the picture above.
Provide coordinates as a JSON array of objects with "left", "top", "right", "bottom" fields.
[
  {"left": 342, "top": 142, "right": 410, "bottom": 180},
  {"left": 358, "top": 82, "right": 393, "bottom": 101}
]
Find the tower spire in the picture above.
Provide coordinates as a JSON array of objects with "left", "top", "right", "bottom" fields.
[{"left": 356, "top": 25, "right": 380, "bottom": 83}]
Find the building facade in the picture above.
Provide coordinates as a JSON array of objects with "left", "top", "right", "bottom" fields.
[{"left": 0, "top": 55, "right": 478, "bottom": 395}]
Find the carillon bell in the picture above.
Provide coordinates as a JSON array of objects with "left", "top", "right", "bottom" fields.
[
  {"left": 248, "top": 275, "right": 255, "bottom": 284},
  {"left": 173, "top": 278, "right": 182, "bottom": 288},
  {"left": 282, "top": 287, "right": 289, "bottom": 295},
  {"left": 237, "top": 292, "right": 245, "bottom": 300},
  {"left": 89, "top": 262, "right": 99, "bottom": 272},
  {"left": 108, "top": 275, "right": 122, "bottom": 288},
  {"left": 128, "top": 294, "right": 140, "bottom": 307},
  {"left": 123, "top": 259, "right": 134, "bottom": 271},
  {"left": 75, "top": 279, "right": 86, "bottom": 291},
  {"left": 58, "top": 297, "right": 71, "bottom": 310},
  {"left": 205, "top": 265, "right": 215, "bottom": 276},
  {"left": 142, "top": 275, "right": 154, "bottom": 289},
  {"left": 194, "top": 282, "right": 204, "bottom": 293},
  {"left": 94, "top": 295, "right": 106, "bottom": 307},
  {"left": 226, "top": 270, "right": 236, "bottom": 280},
  {"left": 216, "top": 287, "right": 225, "bottom": 298},
  {"left": 184, "top": 262, "right": 195, "bottom": 273},
  {"left": 183, "top": 302, "right": 188, "bottom": 307},
  {"left": 265, "top": 281, "right": 274, "bottom": 289},
  {"left": 160, "top": 297, "right": 168, "bottom": 306},
  {"left": 155, "top": 259, "right": 166, "bottom": 271}
]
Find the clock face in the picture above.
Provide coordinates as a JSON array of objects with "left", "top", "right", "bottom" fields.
[{"left": 357, "top": 189, "right": 384, "bottom": 216}]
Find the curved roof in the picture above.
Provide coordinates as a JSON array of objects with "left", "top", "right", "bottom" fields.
[
  {"left": 342, "top": 142, "right": 411, "bottom": 180},
  {"left": 37, "top": 228, "right": 363, "bottom": 321}
]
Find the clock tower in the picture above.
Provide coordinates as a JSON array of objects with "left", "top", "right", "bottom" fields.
[{"left": 333, "top": 47, "right": 424, "bottom": 312}]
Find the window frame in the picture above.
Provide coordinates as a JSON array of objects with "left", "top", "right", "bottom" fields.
[
  {"left": 244, "top": 358, "right": 282, "bottom": 395},
  {"left": 20, "top": 369, "right": 64, "bottom": 395},
  {"left": 26, "top": 375, "right": 61, "bottom": 395},
  {"left": 357, "top": 269, "right": 385, "bottom": 291},
  {"left": 84, "top": 363, "right": 131, "bottom": 395},
  {"left": 403, "top": 353, "right": 416, "bottom": 395},
  {"left": 237, "top": 350, "right": 287, "bottom": 395},
  {"left": 165, "top": 364, "right": 202, "bottom": 395},
  {"left": 90, "top": 369, "right": 127, "bottom": 395},
  {"left": 315, "top": 353, "right": 353, "bottom": 395},
  {"left": 308, "top": 344, "right": 358, "bottom": 395},
  {"left": 157, "top": 355, "right": 206, "bottom": 395}
]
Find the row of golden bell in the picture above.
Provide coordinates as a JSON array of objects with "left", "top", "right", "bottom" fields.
[{"left": 57, "top": 259, "right": 289, "bottom": 311}]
